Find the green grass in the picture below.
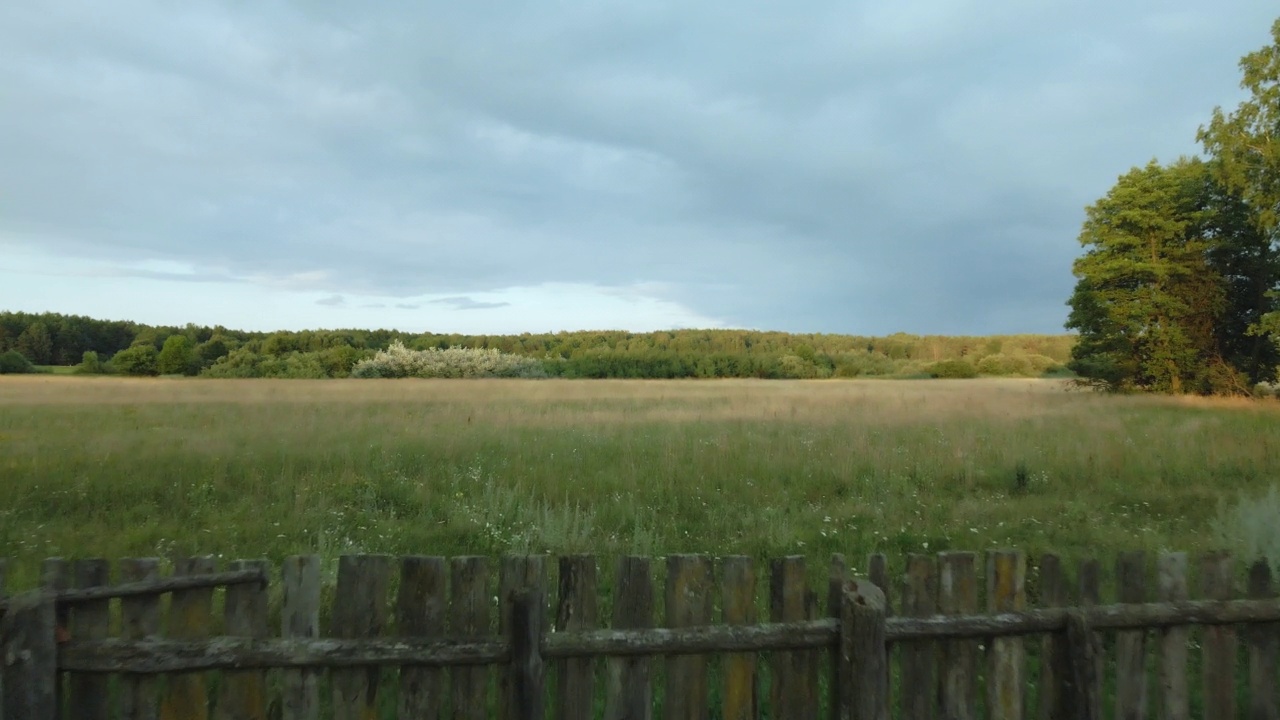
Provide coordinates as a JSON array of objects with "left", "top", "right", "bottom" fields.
[
  {"left": 32, "top": 365, "right": 76, "bottom": 375},
  {"left": 1, "top": 376, "right": 1277, "bottom": 593}
]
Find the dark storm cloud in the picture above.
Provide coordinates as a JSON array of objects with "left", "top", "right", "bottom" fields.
[{"left": 0, "top": 1, "right": 1274, "bottom": 333}]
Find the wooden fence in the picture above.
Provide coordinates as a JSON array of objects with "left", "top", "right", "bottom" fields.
[{"left": 2, "top": 549, "right": 1280, "bottom": 719}]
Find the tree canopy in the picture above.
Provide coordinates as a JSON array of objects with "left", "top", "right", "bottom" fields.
[{"left": 1067, "top": 18, "right": 1280, "bottom": 394}]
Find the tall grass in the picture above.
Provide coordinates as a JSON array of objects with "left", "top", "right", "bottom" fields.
[{"left": 1, "top": 376, "right": 1277, "bottom": 589}]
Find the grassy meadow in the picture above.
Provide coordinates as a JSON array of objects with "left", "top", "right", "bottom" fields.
[{"left": 1, "top": 375, "right": 1278, "bottom": 592}]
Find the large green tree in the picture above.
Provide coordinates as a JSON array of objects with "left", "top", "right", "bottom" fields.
[
  {"left": 1066, "top": 159, "right": 1238, "bottom": 393},
  {"left": 1199, "top": 18, "right": 1280, "bottom": 367}
]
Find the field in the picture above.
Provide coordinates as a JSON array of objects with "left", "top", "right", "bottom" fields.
[{"left": 1, "top": 375, "right": 1278, "bottom": 590}]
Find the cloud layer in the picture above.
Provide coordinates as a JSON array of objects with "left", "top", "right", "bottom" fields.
[{"left": 1, "top": 2, "right": 1274, "bottom": 334}]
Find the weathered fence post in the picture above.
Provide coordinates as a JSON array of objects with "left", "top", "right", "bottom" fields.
[
  {"left": 827, "top": 554, "right": 848, "bottom": 720},
  {"left": 511, "top": 589, "right": 546, "bottom": 720},
  {"left": 501, "top": 555, "right": 547, "bottom": 720},
  {"left": 1064, "top": 611, "right": 1100, "bottom": 720},
  {"left": 901, "top": 554, "right": 937, "bottom": 720},
  {"left": 1038, "top": 553, "right": 1070, "bottom": 720},
  {"left": 556, "top": 555, "right": 598, "bottom": 720},
  {"left": 216, "top": 559, "right": 270, "bottom": 720},
  {"left": 938, "top": 552, "right": 977, "bottom": 720},
  {"left": 281, "top": 555, "right": 321, "bottom": 720},
  {"left": 398, "top": 556, "right": 447, "bottom": 720},
  {"left": 722, "top": 556, "right": 759, "bottom": 720},
  {"left": 771, "top": 556, "right": 815, "bottom": 719},
  {"left": 1115, "top": 551, "right": 1148, "bottom": 720},
  {"left": 0, "top": 590, "right": 57, "bottom": 720},
  {"left": 839, "top": 577, "right": 887, "bottom": 720},
  {"left": 161, "top": 556, "right": 216, "bottom": 720},
  {"left": 604, "top": 556, "right": 653, "bottom": 720},
  {"left": 1247, "top": 559, "right": 1278, "bottom": 720},
  {"left": 1156, "top": 553, "right": 1189, "bottom": 720},
  {"left": 986, "top": 550, "right": 1026, "bottom": 720},
  {"left": 331, "top": 554, "right": 392, "bottom": 720},
  {"left": 69, "top": 558, "right": 111, "bottom": 720},
  {"left": 119, "top": 558, "right": 161, "bottom": 720},
  {"left": 1201, "top": 551, "right": 1237, "bottom": 720},
  {"left": 665, "top": 554, "right": 713, "bottom": 720}
]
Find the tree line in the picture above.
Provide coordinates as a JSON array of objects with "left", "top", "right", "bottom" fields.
[
  {"left": 1066, "top": 18, "right": 1280, "bottom": 394},
  {"left": 0, "top": 310, "right": 1074, "bottom": 380}
]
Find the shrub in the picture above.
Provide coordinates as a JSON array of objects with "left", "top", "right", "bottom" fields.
[
  {"left": 110, "top": 345, "right": 159, "bottom": 376},
  {"left": 74, "top": 351, "right": 107, "bottom": 375},
  {"left": 926, "top": 359, "right": 978, "bottom": 379},
  {"left": 1211, "top": 485, "right": 1280, "bottom": 573},
  {"left": 0, "top": 350, "right": 35, "bottom": 374},
  {"left": 351, "top": 341, "right": 547, "bottom": 379}
]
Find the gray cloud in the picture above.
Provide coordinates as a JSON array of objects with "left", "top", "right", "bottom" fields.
[
  {"left": 431, "top": 296, "right": 512, "bottom": 311},
  {"left": 315, "top": 294, "right": 345, "bottom": 307},
  {"left": 0, "top": 1, "right": 1274, "bottom": 333}
]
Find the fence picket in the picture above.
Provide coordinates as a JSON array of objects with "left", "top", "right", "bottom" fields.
[
  {"left": 827, "top": 554, "right": 847, "bottom": 720},
  {"left": 1156, "top": 553, "right": 1189, "bottom": 720},
  {"left": 398, "top": 556, "right": 447, "bottom": 720},
  {"left": 901, "top": 554, "right": 937, "bottom": 720},
  {"left": 770, "top": 556, "right": 814, "bottom": 719},
  {"left": 1077, "top": 557, "right": 1104, "bottom": 720},
  {"left": 986, "top": 550, "right": 1025, "bottom": 720},
  {"left": 867, "top": 552, "right": 893, "bottom": 704},
  {"left": 1037, "top": 553, "right": 1069, "bottom": 720},
  {"left": 605, "top": 556, "right": 653, "bottom": 720},
  {"left": 938, "top": 552, "right": 977, "bottom": 720},
  {"left": 556, "top": 555, "right": 598, "bottom": 720},
  {"left": 331, "top": 554, "right": 392, "bottom": 720},
  {"left": 452, "top": 556, "right": 492, "bottom": 720},
  {"left": 161, "top": 556, "right": 216, "bottom": 720},
  {"left": 68, "top": 559, "right": 110, "bottom": 720},
  {"left": 39, "top": 557, "right": 69, "bottom": 716},
  {"left": 1201, "top": 551, "right": 1236, "bottom": 720},
  {"left": 119, "top": 558, "right": 161, "bottom": 720},
  {"left": 722, "top": 556, "right": 758, "bottom": 720},
  {"left": 840, "top": 577, "right": 888, "bottom": 720},
  {"left": 664, "top": 555, "right": 713, "bottom": 720},
  {"left": 216, "top": 559, "right": 269, "bottom": 720},
  {"left": 1248, "top": 559, "right": 1278, "bottom": 720},
  {"left": 0, "top": 589, "right": 57, "bottom": 720},
  {"left": 1115, "top": 551, "right": 1148, "bottom": 720},
  {"left": 281, "top": 555, "right": 321, "bottom": 720},
  {"left": 500, "top": 556, "right": 547, "bottom": 720}
]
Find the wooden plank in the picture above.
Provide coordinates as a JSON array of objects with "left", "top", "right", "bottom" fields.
[
  {"left": 398, "top": 556, "right": 447, "bottom": 720},
  {"left": 605, "top": 556, "right": 653, "bottom": 720},
  {"left": 1248, "top": 559, "right": 1278, "bottom": 720},
  {"left": 1115, "top": 551, "right": 1148, "bottom": 720},
  {"left": 901, "top": 554, "right": 937, "bottom": 720},
  {"left": 119, "top": 558, "right": 161, "bottom": 720},
  {"left": 770, "top": 556, "right": 813, "bottom": 720},
  {"left": 839, "top": 577, "right": 887, "bottom": 720},
  {"left": 721, "top": 556, "right": 758, "bottom": 720},
  {"left": 938, "top": 552, "right": 977, "bottom": 720},
  {"left": 331, "top": 554, "right": 392, "bottom": 720},
  {"left": 1037, "top": 553, "right": 1069, "bottom": 720},
  {"left": 281, "top": 555, "right": 321, "bottom": 720},
  {"left": 986, "top": 550, "right": 1025, "bottom": 720},
  {"left": 451, "top": 556, "right": 492, "bottom": 720},
  {"left": 215, "top": 559, "right": 270, "bottom": 720},
  {"left": 40, "top": 557, "right": 69, "bottom": 716},
  {"left": 556, "top": 555, "right": 598, "bottom": 720},
  {"left": 500, "top": 556, "right": 547, "bottom": 720},
  {"left": 1156, "top": 553, "right": 1189, "bottom": 720},
  {"left": 68, "top": 559, "right": 111, "bottom": 720},
  {"left": 663, "top": 555, "right": 713, "bottom": 720},
  {"left": 161, "top": 556, "right": 216, "bottom": 720},
  {"left": 1065, "top": 611, "right": 1101, "bottom": 720},
  {"left": 826, "top": 554, "right": 847, "bottom": 720},
  {"left": 1077, "top": 557, "right": 1104, "bottom": 720},
  {"left": 511, "top": 589, "right": 546, "bottom": 720},
  {"left": 1201, "top": 551, "right": 1236, "bottom": 720},
  {"left": 867, "top": 552, "right": 893, "bottom": 703},
  {"left": 1, "top": 590, "right": 57, "bottom": 720}
]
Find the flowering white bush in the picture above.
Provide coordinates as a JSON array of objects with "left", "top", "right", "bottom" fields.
[{"left": 350, "top": 341, "right": 546, "bottom": 379}]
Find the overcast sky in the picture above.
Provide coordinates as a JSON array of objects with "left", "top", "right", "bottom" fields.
[{"left": 0, "top": 2, "right": 1274, "bottom": 335}]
